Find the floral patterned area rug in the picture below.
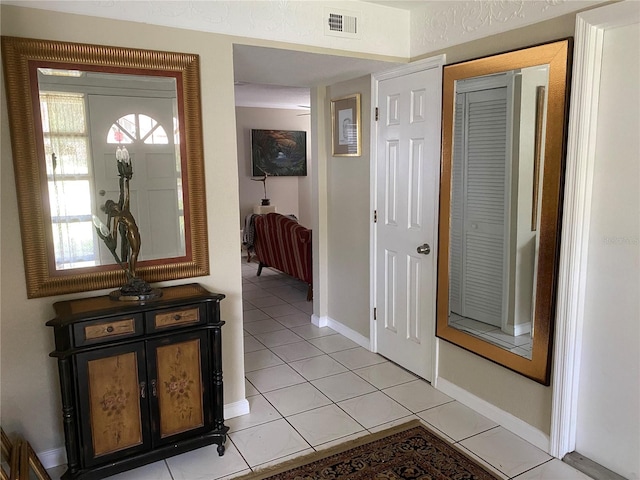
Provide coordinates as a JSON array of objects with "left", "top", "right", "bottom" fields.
[{"left": 235, "top": 419, "right": 499, "bottom": 480}]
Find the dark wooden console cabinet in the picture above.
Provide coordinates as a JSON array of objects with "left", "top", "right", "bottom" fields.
[{"left": 47, "top": 284, "right": 228, "bottom": 480}]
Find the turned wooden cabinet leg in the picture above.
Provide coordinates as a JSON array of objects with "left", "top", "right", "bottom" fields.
[
  {"left": 211, "top": 323, "right": 225, "bottom": 433},
  {"left": 58, "top": 357, "right": 80, "bottom": 474}
]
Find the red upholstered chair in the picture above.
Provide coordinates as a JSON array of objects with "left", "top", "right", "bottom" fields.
[{"left": 253, "top": 213, "right": 312, "bottom": 300}]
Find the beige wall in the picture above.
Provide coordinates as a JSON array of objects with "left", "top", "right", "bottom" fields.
[
  {"left": 235, "top": 107, "right": 312, "bottom": 228},
  {"left": 0, "top": 6, "right": 247, "bottom": 453},
  {"left": 326, "top": 76, "right": 372, "bottom": 338}
]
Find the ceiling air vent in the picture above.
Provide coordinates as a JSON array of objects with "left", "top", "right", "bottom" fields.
[{"left": 325, "top": 8, "right": 360, "bottom": 38}]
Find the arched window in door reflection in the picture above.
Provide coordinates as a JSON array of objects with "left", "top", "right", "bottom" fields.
[{"left": 107, "top": 113, "right": 169, "bottom": 145}]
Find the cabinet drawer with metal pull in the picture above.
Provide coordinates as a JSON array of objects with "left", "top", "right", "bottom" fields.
[
  {"left": 74, "top": 314, "right": 144, "bottom": 347},
  {"left": 148, "top": 305, "right": 205, "bottom": 332}
]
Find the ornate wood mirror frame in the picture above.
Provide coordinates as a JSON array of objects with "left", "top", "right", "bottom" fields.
[
  {"left": 436, "top": 39, "right": 572, "bottom": 385},
  {"left": 1, "top": 36, "right": 209, "bottom": 298}
]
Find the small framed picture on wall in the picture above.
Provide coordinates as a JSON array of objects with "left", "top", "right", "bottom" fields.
[{"left": 331, "top": 93, "right": 361, "bottom": 156}]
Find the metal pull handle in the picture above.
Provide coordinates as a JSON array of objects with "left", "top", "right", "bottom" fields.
[
  {"left": 417, "top": 243, "right": 431, "bottom": 255},
  {"left": 173, "top": 314, "right": 182, "bottom": 321},
  {"left": 151, "top": 379, "right": 157, "bottom": 397},
  {"left": 140, "top": 381, "right": 146, "bottom": 399},
  {"left": 98, "top": 189, "right": 106, "bottom": 196}
]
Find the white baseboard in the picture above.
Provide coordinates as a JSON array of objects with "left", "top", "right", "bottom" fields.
[
  {"left": 37, "top": 447, "right": 67, "bottom": 470},
  {"left": 503, "top": 322, "right": 532, "bottom": 336},
  {"left": 436, "top": 377, "right": 550, "bottom": 453},
  {"left": 311, "top": 314, "right": 328, "bottom": 327},
  {"left": 39, "top": 398, "right": 252, "bottom": 469},
  {"left": 224, "top": 398, "right": 250, "bottom": 419},
  {"left": 513, "top": 322, "right": 531, "bottom": 336},
  {"left": 312, "top": 314, "right": 369, "bottom": 349}
]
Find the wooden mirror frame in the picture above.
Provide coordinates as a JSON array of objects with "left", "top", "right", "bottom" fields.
[
  {"left": 436, "top": 39, "right": 572, "bottom": 385},
  {"left": 1, "top": 36, "right": 209, "bottom": 298}
]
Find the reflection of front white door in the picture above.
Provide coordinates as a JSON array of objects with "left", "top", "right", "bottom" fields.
[
  {"left": 89, "top": 95, "right": 183, "bottom": 264},
  {"left": 373, "top": 58, "right": 443, "bottom": 381}
]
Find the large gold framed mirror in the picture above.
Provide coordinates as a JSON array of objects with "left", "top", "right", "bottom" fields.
[
  {"left": 436, "top": 39, "right": 572, "bottom": 385},
  {"left": 1, "top": 36, "right": 209, "bottom": 298}
]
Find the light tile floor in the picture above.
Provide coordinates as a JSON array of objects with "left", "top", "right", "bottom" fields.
[
  {"left": 47, "top": 260, "right": 591, "bottom": 480},
  {"left": 449, "top": 313, "right": 533, "bottom": 359}
]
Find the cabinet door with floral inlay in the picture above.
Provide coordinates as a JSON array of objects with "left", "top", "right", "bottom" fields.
[
  {"left": 147, "top": 331, "right": 211, "bottom": 443},
  {"left": 76, "top": 343, "right": 151, "bottom": 466}
]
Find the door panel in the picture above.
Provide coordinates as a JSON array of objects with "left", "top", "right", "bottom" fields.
[
  {"left": 374, "top": 62, "right": 442, "bottom": 381},
  {"left": 76, "top": 343, "right": 150, "bottom": 465},
  {"left": 409, "top": 139, "right": 424, "bottom": 228},
  {"left": 148, "top": 331, "right": 210, "bottom": 443},
  {"left": 384, "top": 249, "right": 398, "bottom": 333},
  {"left": 385, "top": 140, "right": 399, "bottom": 225},
  {"left": 407, "top": 254, "right": 423, "bottom": 344}
]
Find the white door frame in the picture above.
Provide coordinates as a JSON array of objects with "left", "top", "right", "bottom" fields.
[
  {"left": 550, "top": 0, "right": 640, "bottom": 458},
  {"left": 369, "top": 55, "right": 445, "bottom": 383}
]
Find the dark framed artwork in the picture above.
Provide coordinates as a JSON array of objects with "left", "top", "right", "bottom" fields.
[
  {"left": 331, "top": 93, "right": 361, "bottom": 156},
  {"left": 251, "top": 129, "right": 307, "bottom": 176}
]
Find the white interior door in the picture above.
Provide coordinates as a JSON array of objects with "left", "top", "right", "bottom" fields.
[
  {"left": 373, "top": 58, "right": 443, "bottom": 381},
  {"left": 89, "top": 95, "right": 183, "bottom": 264}
]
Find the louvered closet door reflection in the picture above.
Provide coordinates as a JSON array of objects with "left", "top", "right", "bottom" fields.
[{"left": 451, "top": 88, "right": 509, "bottom": 327}]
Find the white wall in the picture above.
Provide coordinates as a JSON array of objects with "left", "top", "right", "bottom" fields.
[
  {"left": 512, "top": 66, "right": 549, "bottom": 332},
  {"left": 4, "top": 0, "right": 411, "bottom": 58},
  {"left": 235, "top": 107, "right": 312, "bottom": 227},
  {"left": 575, "top": 20, "right": 640, "bottom": 479}
]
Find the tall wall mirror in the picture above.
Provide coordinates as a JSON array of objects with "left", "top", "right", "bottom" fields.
[
  {"left": 436, "top": 39, "right": 572, "bottom": 385},
  {"left": 1, "top": 36, "right": 209, "bottom": 298}
]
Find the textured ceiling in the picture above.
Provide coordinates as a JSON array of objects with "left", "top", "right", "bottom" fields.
[
  {"left": 233, "top": 44, "right": 403, "bottom": 109},
  {"left": 357, "top": 1, "right": 428, "bottom": 11},
  {"left": 234, "top": 83, "right": 311, "bottom": 110}
]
